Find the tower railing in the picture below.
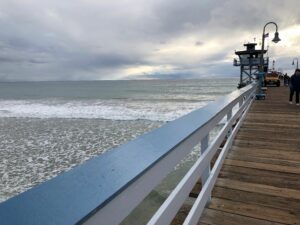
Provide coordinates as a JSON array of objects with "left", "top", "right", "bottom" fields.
[
  {"left": 0, "top": 83, "right": 257, "bottom": 225},
  {"left": 233, "top": 58, "right": 269, "bottom": 66}
]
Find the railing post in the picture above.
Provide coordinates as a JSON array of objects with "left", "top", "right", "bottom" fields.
[
  {"left": 200, "top": 134, "right": 211, "bottom": 202},
  {"left": 227, "top": 108, "right": 232, "bottom": 122},
  {"left": 227, "top": 108, "right": 233, "bottom": 138},
  {"left": 239, "top": 97, "right": 244, "bottom": 108}
]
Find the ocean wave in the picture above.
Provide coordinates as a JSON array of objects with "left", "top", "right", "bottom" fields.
[{"left": 0, "top": 99, "right": 209, "bottom": 122}]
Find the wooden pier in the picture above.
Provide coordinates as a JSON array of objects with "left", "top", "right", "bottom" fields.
[
  {"left": 174, "top": 85, "right": 300, "bottom": 225},
  {"left": 2, "top": 84, "right": 299, "bottom": 225}
]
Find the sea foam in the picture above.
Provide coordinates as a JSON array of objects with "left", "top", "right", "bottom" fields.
[{"left": 0, "top": 99, "right": 209, "bottom": 122}]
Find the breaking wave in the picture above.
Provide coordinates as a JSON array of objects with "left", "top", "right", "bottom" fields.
[{"left": 0, "top": 99, "right": 209, "bottom": 122}]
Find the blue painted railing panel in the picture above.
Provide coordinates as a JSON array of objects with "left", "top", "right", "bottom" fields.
[{"left": 0, "top": 84, "right": 255, "bottom": 225}]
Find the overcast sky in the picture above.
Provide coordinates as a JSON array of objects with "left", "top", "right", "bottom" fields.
[{"left": 0, "top": 0, "right": 299, "bottom": 81}]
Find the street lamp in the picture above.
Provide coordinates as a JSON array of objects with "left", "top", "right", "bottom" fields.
[
  {"left": 260, "top": 22, "right": 281, "bottom": 72},
  {"left": 292, "top": 58, "right": 298, "bottom": 69},
  {"left": 256, "top": 22, "right": 281, "bottom": 100}
]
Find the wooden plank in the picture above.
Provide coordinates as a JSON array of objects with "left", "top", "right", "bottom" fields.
[
  {"left": 230, "top": 146, "right": 300, "bottom": 161},
  {"left": 235, "top": 133, "right": 300, "bottom": 144},
  {"left": 212, "top": 186, "right": 300, "bottom": 213},
  {"left": 240, "top": 120, "right": 299, "bottom": 128},
  {"left": 246, "top": 112, "right": 300, "bottom": 118},
  {"left": 199, "top": 208, "right": 285, "bottom": 225},
  {"left": 221, "top": 163, "right": 300, "bottom": 179},
  {"left": 232, "top": 139, "right": 300, "bottom": 152},
  {"left": 244, "top": 113, "right": 300, "bottom": 119},
  {"left": 239, "top": 129, "right": 300, "bottom": 138},
  {"left": 226, "top": 153, "right": 300, "bottom": 170},
  {"left": 243, "top": 120, "right": 300, "bottom": 127},
  {"left": 208, "top": 197, "right": 300, "bottom": 224},
  {"left": 237, "top": 129, "right": 300, "bottom": 139},
  {"left": 215, "top": 178, "right": 300, "bottom": 200},
  {"left": 237, "top": 128, "right": 300, "bottom": 136},
  {"left": 224, "top": 158, "right": 300, "bottom": 174},
  {"left": 219, "top": 165, "right": 300, "bottom": 189},
  {"left": 242, "top": 113, "right": 299, "bottom": 119}
]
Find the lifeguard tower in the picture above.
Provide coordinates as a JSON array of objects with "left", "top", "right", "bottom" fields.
[{"left": 233, "top": 43, "right": 268, "bottom": 88}]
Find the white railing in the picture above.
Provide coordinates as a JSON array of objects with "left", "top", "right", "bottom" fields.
[
  {"left": 0, "top": 83, "right": 257, "bottom": 225},
  {"left": 83, "top": 83, "right": 257, "bottom": 225},
  {"left": 148, "top": 86, "right": 254, "bottom": 225}
]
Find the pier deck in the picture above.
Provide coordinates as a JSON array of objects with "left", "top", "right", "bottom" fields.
[{"left": 197, "top": 86, "right": 300, "bottom": 225}]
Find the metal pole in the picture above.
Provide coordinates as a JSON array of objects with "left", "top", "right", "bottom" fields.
[
  {"left": 260, "top": 22, "right": 279, "bottom": 72},
  {"left": 257, "top": 22, "right": 280, "bottom": 100},
  {"left": 260, "top": 32, "right": 265, "bottom": 72}
]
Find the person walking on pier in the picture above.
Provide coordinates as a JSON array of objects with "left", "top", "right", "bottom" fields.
[
  {"left": 284, "top": 73, "right": 289, "bottom": 86},
  {"left": 289, "top": 69, "right": 300, "bottom": 105}
]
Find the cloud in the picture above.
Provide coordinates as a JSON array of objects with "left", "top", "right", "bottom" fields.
[
  {"left": 195, "top": 41, "right": 204, "bottom": 46},
  {"left": 0, "top": 0, "right": 299, "bottom": 81}
]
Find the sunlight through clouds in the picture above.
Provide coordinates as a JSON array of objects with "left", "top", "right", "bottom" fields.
[{"left": 0, "top": 0, "right": 299, "bottom": 80}]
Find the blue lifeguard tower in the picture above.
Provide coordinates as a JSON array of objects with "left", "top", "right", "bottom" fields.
[{"left": 234, "top": 43, "right": 268, "bottom": 88}]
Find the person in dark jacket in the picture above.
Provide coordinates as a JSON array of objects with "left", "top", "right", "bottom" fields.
[
  {"left": 284, "top": 73, "right": 289, "bottom": 86},
  {"left": 289, "top": 69, "right": 300, "bottom": 105}
]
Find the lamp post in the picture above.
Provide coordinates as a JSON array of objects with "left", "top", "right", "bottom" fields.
[
  {"left": 256, "top": 22, "right": 281, "bottom": 100},
  {"left": 260, "top": 22, "right": 281, "bottom": 72},
  {"left": 292, "top": 58, "right": 298, "bottom": 69}
]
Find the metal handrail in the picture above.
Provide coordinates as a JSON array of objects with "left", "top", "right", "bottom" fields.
[{"left": 0, "top": 83, "right": 257, "bottom": 225}]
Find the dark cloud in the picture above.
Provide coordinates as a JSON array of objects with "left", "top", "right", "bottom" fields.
[
  {"left": 62, "top": 52, "right": 145, "bottom": 70},
  {"left": 0, "top": 56, "right": 20, "bottom": 63},
  {"left": 195, "top": 41, "right": 203, "bottom": 46},
  {"left": 0, "top": 0, "right": 299, "bottom": 81}
]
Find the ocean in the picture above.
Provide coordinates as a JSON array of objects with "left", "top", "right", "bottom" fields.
[{"left": 0, "top": 78, "right": 238, "bottom": 223}]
